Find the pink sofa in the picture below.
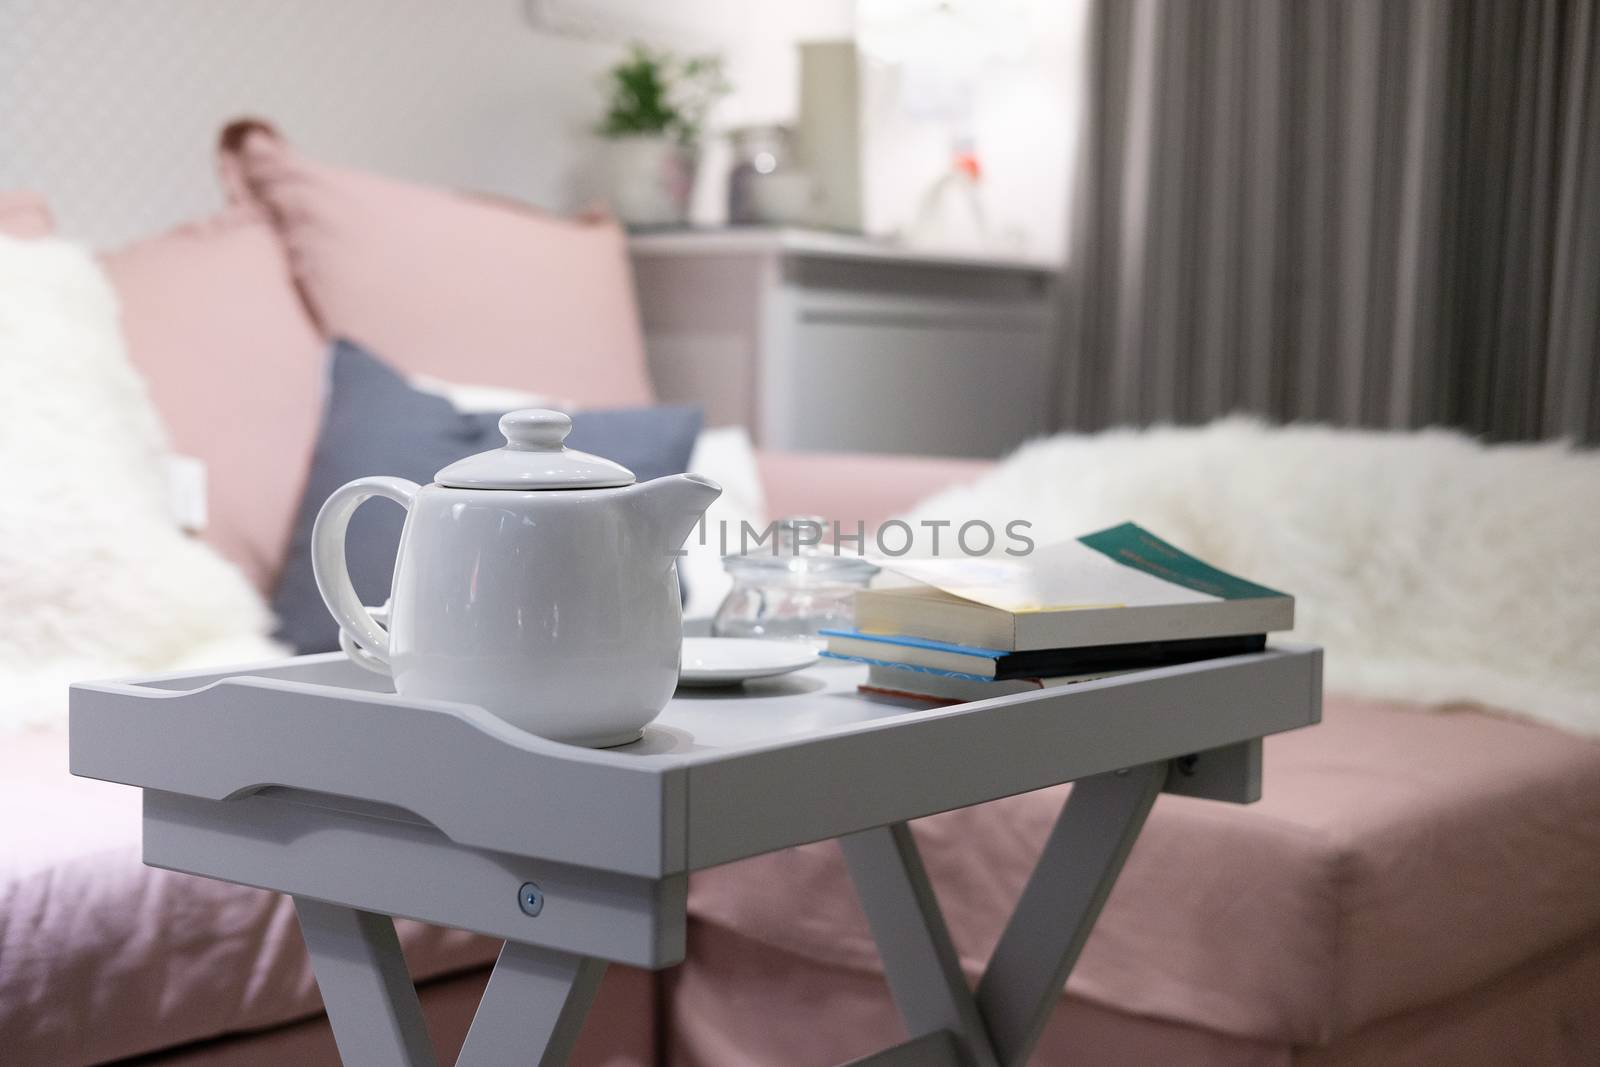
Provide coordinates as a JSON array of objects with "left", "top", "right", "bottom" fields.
[
  {"left": 5, "top": 132, "right": 1599, "bottom": 1065},
  {"left": 0, "top": 176, "right": 988, "bottom": 1067}
]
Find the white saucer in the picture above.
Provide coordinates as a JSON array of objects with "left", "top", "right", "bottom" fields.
[{"left": 678, "top": 637, "right": 818, "bottom": 688}]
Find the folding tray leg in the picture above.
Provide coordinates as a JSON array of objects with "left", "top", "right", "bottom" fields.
[
  {"left": 838, "top": 761, "right": 1169, "bottom": 1067},
  {"left": 295, "top": 897, "right": 608, "bottom": 1067},
  {"left": 294, "top": 897, "right": 438, "bottom": 1067},
  {"left": 455, "top": 942, "right": 608, "bottom": 1067},
  {"left": 975, "top": 761, "right": 1168, "bottom": 1066},
  {"left": 840, "top": 823, "right": 1001, "bottom": 1067}
]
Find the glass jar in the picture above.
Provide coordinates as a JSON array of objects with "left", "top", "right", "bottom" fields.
[{"left": 712, "top": 516, "right": 879, "bottom": 644}]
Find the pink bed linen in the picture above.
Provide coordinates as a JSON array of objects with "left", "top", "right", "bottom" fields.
[
  {"left": 685, "top": 695, "right": 1600, "bottom": 1048},
  {"left": 0, "top": 731, "right": 487, "bottom": 1065},
  {"left": 141, "top": 965, "right": 655, "bottom": 1067},
  {"left": 667, "top": 921, "right": 1600, "bottom": 1066}
]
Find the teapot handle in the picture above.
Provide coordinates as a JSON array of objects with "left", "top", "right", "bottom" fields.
[{"left": 312, "top": 476, "right": 419, "bottom": 671}]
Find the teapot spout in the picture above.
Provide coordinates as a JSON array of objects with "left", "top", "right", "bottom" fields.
[{"left": 631, "top": 473, "right": 722, "bottom": 559}]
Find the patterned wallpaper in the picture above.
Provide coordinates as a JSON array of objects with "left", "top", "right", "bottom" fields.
[{"left": 0, "top": 0, "right": 620, "bottom": 247}]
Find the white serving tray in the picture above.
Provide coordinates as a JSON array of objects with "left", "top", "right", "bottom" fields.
[
  {"left": 71, "top": 647, "right": 1321, "bottom": 881},
  {"left": 69, "top": 646, "right": 1322, "bottom": 1063}
]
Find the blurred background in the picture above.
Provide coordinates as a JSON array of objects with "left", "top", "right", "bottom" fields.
[
  {"left": 7, "top": 0, "right": 1590, "bottom": 454},
  {"left": 3, "top": 5, "right": 1599, "bottom": 1066}
]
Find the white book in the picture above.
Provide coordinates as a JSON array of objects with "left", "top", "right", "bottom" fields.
[{"left": 857, "top": 523, "right": 1294, "bottom": 651}]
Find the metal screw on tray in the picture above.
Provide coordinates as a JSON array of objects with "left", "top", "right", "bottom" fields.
[
  {"left": 517, "top": 881, "right": 544, "bottom": 917},
  {"left": 712, "top": 516, "right": 879, "bottom": 645}
]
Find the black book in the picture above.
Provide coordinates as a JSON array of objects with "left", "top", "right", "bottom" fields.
[{"left": 822, "top": 630, "right": 1268, "bottom": 680}]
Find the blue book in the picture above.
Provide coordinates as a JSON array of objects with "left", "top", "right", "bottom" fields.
[{"left": 817, "top": 649, "right": 996, "bottom": 682}]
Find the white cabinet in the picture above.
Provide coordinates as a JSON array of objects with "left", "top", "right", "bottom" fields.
[{"left": 630, "top": 229, "right": 1058, "bottom": 458}]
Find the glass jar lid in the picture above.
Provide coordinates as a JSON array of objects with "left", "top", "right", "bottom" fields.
[{"left": 722, "top": 516, "right": 880, "bottom": 584}]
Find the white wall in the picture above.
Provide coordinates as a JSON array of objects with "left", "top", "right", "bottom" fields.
[
  {"left": 0, "top": 0, "right": 1074, "bottom": 260},
  {"left": 858, "top": 1, "right": 1087, "bottom": 262},
  {"left": 0, "top": 0, "right": 625, "bottom": 247},
  {"left": 691, "top": 0, "right": 1084, "bottom": 261}
]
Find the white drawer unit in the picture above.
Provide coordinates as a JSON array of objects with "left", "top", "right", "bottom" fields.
[{"left": 630, "top": 229, "right": 1059, "bottom": 458}]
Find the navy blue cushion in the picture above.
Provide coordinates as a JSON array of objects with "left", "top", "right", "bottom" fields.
[{"left": 271, "top": 340, "right": 701, "bottom": 653}]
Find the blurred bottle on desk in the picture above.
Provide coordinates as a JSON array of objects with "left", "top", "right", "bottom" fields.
[
  {"left": 907, "top": 139, "right": 989, "bottom": 253},
  {"left": 727, "top": 124, "right": 816, "bottom": 226}
]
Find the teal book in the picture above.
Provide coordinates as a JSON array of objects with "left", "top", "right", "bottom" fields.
[{"left": 855, "top": 523, "right": 1293, "bottom": 652}]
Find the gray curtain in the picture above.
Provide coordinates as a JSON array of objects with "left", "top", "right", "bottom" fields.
[{"left": 1058, "top": 0, "right": 1600, "bottom": 442}]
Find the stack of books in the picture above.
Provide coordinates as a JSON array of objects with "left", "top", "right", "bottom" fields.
[{"left": 821, "top": 522, "right": 1295, "bottom": 704}]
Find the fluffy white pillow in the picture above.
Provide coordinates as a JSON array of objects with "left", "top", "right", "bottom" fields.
[
  {"left": 903, "top": 419, "right": 1600, "bottom": 736},
  {"left": 0, "top": 234, "right": 282, "bottom": 729}
]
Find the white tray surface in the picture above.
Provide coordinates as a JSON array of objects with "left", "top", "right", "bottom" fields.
[
  {"left": 112, "top": 649, "right": 1314, "bottom": 768},
  {"left": 72, "top": 647, "right": 1321, "bottom": 875}
]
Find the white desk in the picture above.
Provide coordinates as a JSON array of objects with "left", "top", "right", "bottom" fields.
[
  {"left": 71, "top": 646, "right": 1320, "bottom": 1066},
  {"left": 629, "top": 228, "right": 1060, "bottom": 459}
]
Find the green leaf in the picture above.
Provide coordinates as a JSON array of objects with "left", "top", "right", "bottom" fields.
[{"left": 596, "top": 41, "right": 731, "bottom": 142}]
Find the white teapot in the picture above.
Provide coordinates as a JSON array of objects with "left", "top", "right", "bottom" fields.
[{"left": 312, "top": 409, "right": 721, "bottom": 747}]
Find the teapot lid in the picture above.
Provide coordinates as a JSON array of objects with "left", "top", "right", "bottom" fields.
[{"left": 435, "top": 410, "right": 635, "bottom": 490}]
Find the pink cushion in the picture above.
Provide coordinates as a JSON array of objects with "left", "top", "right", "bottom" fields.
[
  {"left": 220, "top": 120, "right": 655, "bottom": 408},
  {"left": 102, "top": 207, "right": 327, "bottom": 592},
  {"left": 686, "top": 696, "right": 1600, "bottom": 1045},
  {"left": 756, "top": 450, "right": 992, "bottom": 527},
  {"left": 0, "top": 192, "right": 55, "bottom": 238}
]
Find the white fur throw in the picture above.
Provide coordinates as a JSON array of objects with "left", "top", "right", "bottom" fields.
[
  {"left": 904, "top": 419, "right": 1600, "bottom": 737},
  {"left": 0, "top": 234, "right": 283, "bottom": 730}
]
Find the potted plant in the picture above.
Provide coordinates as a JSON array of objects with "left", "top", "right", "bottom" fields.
[{"left": 595, "top": 44, "right": 729, "bottom": 227}]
